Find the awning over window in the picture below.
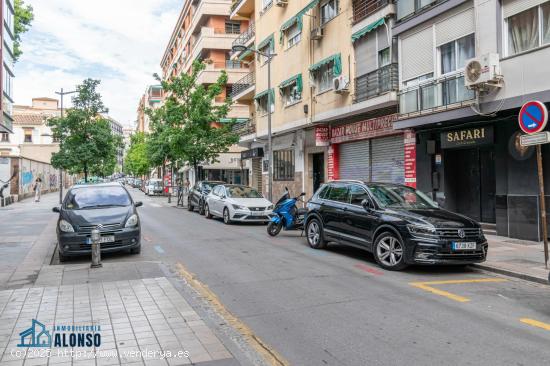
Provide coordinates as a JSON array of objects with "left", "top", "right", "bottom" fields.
[
  {"left": 278, "top": 74, "right": 303, "bottom": 93},
  {"left": 219, "top": 118, "right": 250, "bottom": 123},
  {"left": 238, "top": 48, "right": 254, "bottom": 61},
  {"left": 257, "top": 34, "right": 275, "bottom": 51},
  {"left": 351, "top": 17, "right": 385, "bottom": 43},
  {"left": 254, "top": 88, "right": 275, "bottom": 101},
  {"left": 308, "top": 53, "right": 342, "bottom": 76},
  {"left": 279, "top": 0, "right": 321, "bottom": 43}
]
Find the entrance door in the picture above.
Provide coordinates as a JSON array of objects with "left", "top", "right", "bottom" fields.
[
  {"left": 312, "top": 153, "right": 325, "bottom": 193},
  {"left": 444, "top": 147, "right": 495, "bottom": 223}
]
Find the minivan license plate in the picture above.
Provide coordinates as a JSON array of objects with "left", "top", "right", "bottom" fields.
[
  {"left": 452, "top": 242, "right": 476, "bottom": 250},
  {"left": 86, "top": 236, "right": 115, "bottom": 245}
]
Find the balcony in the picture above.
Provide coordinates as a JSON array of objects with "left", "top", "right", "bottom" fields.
[
  {"left": 354, "top": 63, "right": 398, "bottom": 103},
  {"left": 230, "top": 0, "right": 254, "bottom": 20},
  {"left": 230, "top": 71, "right": 255, "bottom": 102},
  {"left": 352, "top": 0, "right": 392, "bottom": 24},
  {"left": 398, "top": 72, "right": 475, "bottom": 119},
  {"left": 232, "top": 21, "right": 255, "bottom": 50},
  {"left": 231, "top": 118, "right": 256, "bottom": 136},
  {"left": 196, "top": 61, "right": 250, "bottom": 85}
]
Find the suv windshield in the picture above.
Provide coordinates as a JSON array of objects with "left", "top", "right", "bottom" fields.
[
  {"left": 226, "top": 186, "right": 262, "bottom": 198},
  {"left": 368, "top": 184, "right": 437, "bottom": 209},
  {"left": 65, "top": 186, "right": 132, "bottom": 209}
]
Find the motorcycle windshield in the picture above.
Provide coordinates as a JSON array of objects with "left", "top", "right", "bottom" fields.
[{"left": 275, "top": 193, "right": 290, "bottom": 207}]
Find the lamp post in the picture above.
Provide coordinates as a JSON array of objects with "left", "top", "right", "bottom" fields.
[
  {"left": 55, "top": 88, "right": 77, "bottom": 204},
  {"left": 232, "top": 45, "right": 276, "bottom": 202}
]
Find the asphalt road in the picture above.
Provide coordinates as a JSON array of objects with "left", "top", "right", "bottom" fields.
[{"left": 67, "top": 188, "right": 550, "bottom": 365}]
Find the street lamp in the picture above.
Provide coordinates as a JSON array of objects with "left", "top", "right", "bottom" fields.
[
  {"left": 232, "top": 44, "right": 276, "bottom": 202},
  {"left": 54, "top": 88, "right": 77, "bottom": 204}
]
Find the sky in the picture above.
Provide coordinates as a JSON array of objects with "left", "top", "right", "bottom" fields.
[{"left": 14, "top": 0, "right": 181, "bottom": 128}]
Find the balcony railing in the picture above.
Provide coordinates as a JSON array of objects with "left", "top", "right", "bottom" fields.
[
  {"left": 231, "top": 71, "right": 255, "bottom": 99},
  {"left": 352, "top": 0, "right": 392, "bottom": 24},
  {"left": 354, "top": 63, "right": 398, "bottom": 103},
  {"left": 231, "top": 118, "right": 256, "bottom": 136},
  {"left": 232, "top": 21, "right": 255, "bottom": 48},
  {"left": 231, "top": 0, "right": 244, "bottom": 12},
  {"left": 204, "top": 61, "right": 249, "bottom": 69},
  {"left": 398, "top": 72, "right": 475, "bottom": 118},
  {"left": 397, "top": 0, "right": 448, "bottom": 22}
]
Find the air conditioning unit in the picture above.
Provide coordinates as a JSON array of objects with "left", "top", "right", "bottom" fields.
[
  {"left": 333, "top": 75, "right": 349, "bottom": 93},
  {"left": 275, "top": 0, "right": 288, "bottom": 7},
  {"left": 311, "top": 27, "right": 324, "bottom": 40},
  {"left": 464, "top": 53, "right": 502, "bottom": 89}
]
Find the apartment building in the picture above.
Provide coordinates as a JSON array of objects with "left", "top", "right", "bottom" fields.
[
  {"left": 137, "top": 85, "right": 164, "bottom": 133},
  {"left": 231, "top": 0, "right": 406, "bottom": 199},
  {"left": 1, "top": 0, "right": 15, "bottom": 136},
  {"left": 393, "top": 0, "right": 550, "bottom": 240},
  {"left": 161, "top": 0, "right": 252, "bottom": 185}
]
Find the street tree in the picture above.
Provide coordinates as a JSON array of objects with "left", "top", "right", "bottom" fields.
[
  {"left": 124, "top": 132, "right": 150, "bottom": 177},
  {"left": 14, "top": 0, "right": 34, "bottom": 62},
  {"left": 48, "top": 79, "right": 123, "bottom": 182},
  {"left": 149, "top": 61, "right": 239, "bottom": 179}
]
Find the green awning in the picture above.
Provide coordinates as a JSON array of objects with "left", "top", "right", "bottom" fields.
[
  {"left": 309, "top": 53, "right": 342, "bottom": 76},
  {"left": 278, "top": 74, "right": 303, "bottom": 94},
  {"left": 238, "top": 48, "right": 254, "bottom": 61},
  {"left": 257, "top": 34, "right": 275, "bottom": 52},
  {"left": 351, "top": 17, "right": 385, "bottom": 43},
  {"left": 219, "top": 118, "right": 250, "bottom": 123},
  {"left": 254, "top": 88, "right": 275, "bottom": 102},
  {"left": 279, "top": 0, "right": 321, "bottom": 43}
]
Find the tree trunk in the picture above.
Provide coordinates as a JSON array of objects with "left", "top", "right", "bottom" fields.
[
  {"left": 193, "top": 162, "right": 199, "bottom": 185},
  {"left": 84, "top": 164, "right": 88, "bottom": 183}
]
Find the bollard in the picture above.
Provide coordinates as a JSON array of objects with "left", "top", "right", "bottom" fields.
[{"left": 90, "top": 228, "right": 102, "bottom": 268}]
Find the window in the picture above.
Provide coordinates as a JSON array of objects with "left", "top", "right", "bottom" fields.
[
  {"left": 439, "top": 33, "right": 475, "bottom": 75},
  {"left": 313, "top": 61, "right": 334, "bottom": 92},
  {"left": 349, "top": 185, "right": 370, "bottom": 206},
  {"left": 378, "top": 47, "right": 391, "bottom": 68},
  {"left": 225, "top": 21, "right": 241, "bottom": 34},
  {"left": 286, "top": 22, "right": 301, "bottom": 49},
  {"left": 23, "top": 128, "right": 33, "bottom": 143},
  {"left": 258, "top": 42, "right": 274, "bottom": 64},
  {"left": 0, "top": 132, "right": 8, "bottom": 142},
  {"left": 326, "top": 185, "right": 349, "bottom": 203},
  {"left": 321, "top": 0, "right": 339, "bottom": 25},
  {"left": 317, "top": 184, "right": 330, "bottom": 199},
  {"left": 282, "top": 82, "right": 301, "bottom": 106},
  {"left": 397, "top": 0, "right": 438, "bottom": 20},
  {"left": 64, "top": 186, "right": 132, "bottom": 210},
  {"left": 507, "top": 3, "right": 550, "bottom": 56},
  {"left": 273, "top": 150, "right": 294, "bottom": 181},
  {"left": 256, "top": 93, "right": 274, "bottom": 115}
]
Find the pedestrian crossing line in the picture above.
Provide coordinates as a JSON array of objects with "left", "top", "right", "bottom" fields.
[
  {"left": 409, "top": 278, "right": 508, "bottom": 303},
  {"left": 520, "top": 318, "right": 550, "bottom": 331},
  {"left": 176, "top": 262, "right": 289, "bottom": 366}
]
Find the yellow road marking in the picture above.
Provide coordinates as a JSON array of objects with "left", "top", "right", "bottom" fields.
[
  {"left": 520, "top": 318, "right": 550, "bottom": 331},
  {"left": 410, "top": 278, "right": 508, "bottom": 303},
  {"left": 175, "top": 262, "right": 289, "bottom": 366}
]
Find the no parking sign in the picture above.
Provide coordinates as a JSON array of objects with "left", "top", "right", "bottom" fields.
[{"left": 518, "top": 101, "right": 548, "bottom": 134}]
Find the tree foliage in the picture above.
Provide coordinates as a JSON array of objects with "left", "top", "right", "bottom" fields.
[
  {"left": 147, "top": 61, "right": 239, "bottom": 176},
  {"left": 48, "top": 79, "right": 123, "bottom": 181},
  {"left": 124, "top": 132, "right": 150, "bottom": 177},
  {"left": 13, "top": 0, "right": 34, "bottom": 62}
]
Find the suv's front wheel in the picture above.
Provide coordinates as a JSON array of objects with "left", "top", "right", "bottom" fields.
[
  {"left": 373, "top": 232, "right": 407, "bottom": 271},
  {"left": 306, "top": 218, "right": 326, "bottom": 249}
]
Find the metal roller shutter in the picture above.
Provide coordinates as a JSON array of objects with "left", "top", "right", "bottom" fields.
[
  {"left": 339, "top": 140, "right": 370, "bottom": 180},
  {"left": 401, "top": 27, "right": 434, "bottom": 81},
  {"left": 435, "top": 8, "right": 475, "bottom": 46},
  {"left": 503, "top": 0, "right": 547, "bottom": 18},
  {"left": 371, "top": 135, "right": 405, "bottom": 184}
]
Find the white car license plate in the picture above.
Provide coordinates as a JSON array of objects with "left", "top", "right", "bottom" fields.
[
  {"left": 452, "top": 242, "right": 476, "bottom": 250},
  {"left": 86, "top": 236, "right": 115, "bottom": 245}
]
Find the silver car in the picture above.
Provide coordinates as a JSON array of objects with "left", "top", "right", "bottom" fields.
[{"left": 204, "top": 184, "right": 274, "bottom": 224}]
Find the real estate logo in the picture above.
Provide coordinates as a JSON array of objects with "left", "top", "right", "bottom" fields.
[
  {"left": 17, "top": 319, "right": 101, "bottom": 348},
  {"left": 18, "top": 319, "right": 52, "bottom": 347}
]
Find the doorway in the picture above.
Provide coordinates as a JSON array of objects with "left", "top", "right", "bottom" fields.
[
  {"left": 444, "top": 147, "right": 496, "bottom": 223},
  {"left": 312, "top": 153, "right": 325, "bottom": 193}
]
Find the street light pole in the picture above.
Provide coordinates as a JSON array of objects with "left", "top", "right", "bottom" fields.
[{"left": 55, "top": 88, "right": 77, "bottom": 204}]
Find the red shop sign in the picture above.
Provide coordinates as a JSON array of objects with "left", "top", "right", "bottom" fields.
[
  {"left": 403, "top": 130, "right": 416, "bottom": 188},
  {"left": 315, "top": 125, "right": 330, "bottom": 146},
  {"left": 330, "top": 114, "right": 399, "bottom": 144}
]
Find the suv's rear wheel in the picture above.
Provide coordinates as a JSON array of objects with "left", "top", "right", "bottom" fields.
[
  {"left": 373, "top": 232, "right": 407, "bottom": 271},
  {"left": 187, "top": 198, "right": 194, "bottom": 211},
  {"left": 306, "top": 218, "right": 326, "bottom": 249}
]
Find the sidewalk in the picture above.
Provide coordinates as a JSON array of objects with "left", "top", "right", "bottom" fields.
[{"left": 475, "top": 235, "right": 550, "bottom": 284}]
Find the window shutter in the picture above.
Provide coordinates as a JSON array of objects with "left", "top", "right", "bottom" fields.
[
  {"left": 503, "top": 0, "right": 547, "bottom": 18},
  {"left": 355, "top": 34, "right": 377, "bottom": 77},
  {"left": 401, "top": 27, "right": 433, "bottom": 81},
  {"left": 377, "top": 24, "right": 389, "bottom": 51},
  {"left": 435, "top": 8, "right": 475, "bottom": 46}
]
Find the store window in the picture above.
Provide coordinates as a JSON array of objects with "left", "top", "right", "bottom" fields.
[
  {"left": 312, "top": 61, "right": 334, "bottom": 92},
  {"left": 506, "top": 2, "right": 550, "bottom": 56},
  {"left": 273, "top": 149, "right": 294, "bottom": 181},
  {"left": 0, "top": 132, "right": 8, "bottom": 142},
  {"left": 321, "top": 0, "right": 339, "bottom": 25},
  {"left": 286, "top": 22, "right": 302, "bottom": 49},
  {"left": 281, "top": 82, "right": 301, "bottom": 106},
  {"left": 23, "top": 128, "right": 33, "bottom": 143}
]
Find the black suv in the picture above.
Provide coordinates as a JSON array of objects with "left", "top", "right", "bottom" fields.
[
  {"left": 188, "top": 180, "right": 225, "bottom": 215},
  {"left": 305, "top": 181, "right": 487, "bottom": 270}
]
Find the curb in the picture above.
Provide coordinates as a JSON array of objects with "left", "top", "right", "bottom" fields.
[{"left": 472, "top": 263, "right": 549, "bottom": 285}]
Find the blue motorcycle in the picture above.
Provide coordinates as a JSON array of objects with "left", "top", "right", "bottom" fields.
[{"left": 267, "top": 188, "right": 307, "bottom": 237}]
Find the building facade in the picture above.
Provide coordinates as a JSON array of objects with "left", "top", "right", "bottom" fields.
[
  {"left": 104, "top": 116, "right": 124, "bottom": 170},
  {"left": 137, "top": 85, "right": 163, "bottom": 133},
  {"left": 1, "top": 0, "right": 15, "bottom": 135},
  {"left": 161, "top": 0, "right": 252, "bottom": 186}
]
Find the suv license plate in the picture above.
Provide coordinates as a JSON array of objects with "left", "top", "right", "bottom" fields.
[
  {"left": 452, "top": 242, "right": 476, "bottom": 250},
  {"left": 86, "top": 236, "right": 115, "bottom": 245}
]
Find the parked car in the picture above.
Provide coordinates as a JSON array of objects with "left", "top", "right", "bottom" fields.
[
  {"left": 204, "top": 184, "right": 274, "bottom": 224},
  {"left": 132, "top": 178, "right": 143, "bottom": 189},
  {"left": 52, "top": 183, "right": 142, "bottom": 262},
  {"left": 305, "top": 181, "right": 487, "bottom": 271},
  {"left": 126, "top": 177, "right": 135, "bottom": 186},
  {"left": 187, "top": 180, "right": 225, "bottom": 215},
  {"left": 145, "top": 179, "right": 163, "bottom": 196}
]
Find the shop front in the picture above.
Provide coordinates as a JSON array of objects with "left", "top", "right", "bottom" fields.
[{"left": 240, "top": 147, "right": 264, "bottom": 192}]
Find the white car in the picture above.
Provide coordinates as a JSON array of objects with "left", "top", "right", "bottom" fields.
[
  {"left": 145, "top": 179, "right": 163, "bottom": 196},
  {"left": 204, "top": 184, "right": 274, "bottom": 224}
]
